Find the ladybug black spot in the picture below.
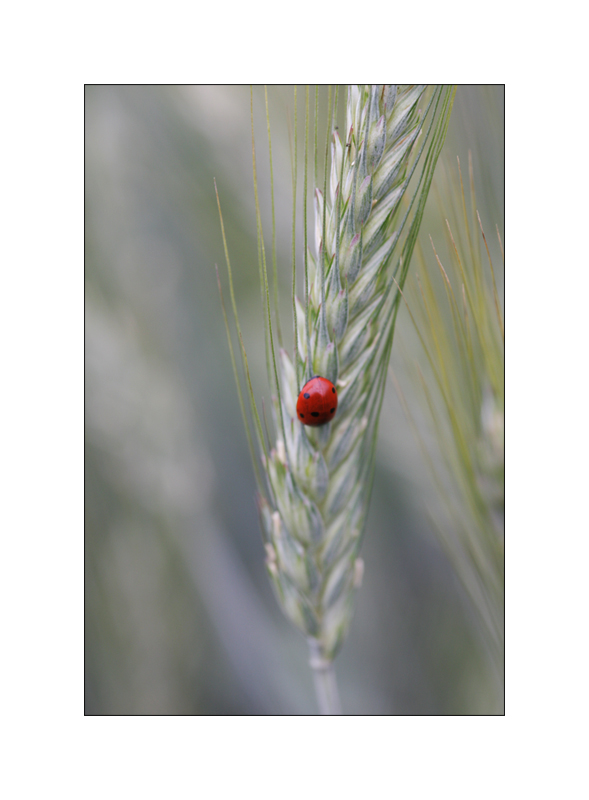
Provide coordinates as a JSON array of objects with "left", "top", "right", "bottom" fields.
[
  {"left": 330, "top": 408, "right": 335, "bottom": 413},
  {"left": 304, "top": 393, "right": 310, "bottom": 399},
  {"left": 299, "top": 413, "right": 304, "bottom": 418},
  {"left": 311, "top": 412, "right": 319, "bottom": 417},
  {"left": 332, "top": 387, "right": 335, "bottom": 393}
]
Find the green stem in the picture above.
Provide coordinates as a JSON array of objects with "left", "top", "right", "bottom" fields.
[{"left": 308, "top": 640, "right": 342, "bottom": 714}]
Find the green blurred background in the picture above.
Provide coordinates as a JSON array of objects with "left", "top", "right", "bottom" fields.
[{"left": 85, "top": 85, "right": 504, "bottom": 715}]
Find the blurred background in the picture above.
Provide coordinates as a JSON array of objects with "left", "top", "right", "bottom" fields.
[{"left": 85, "top": 85, "right": 504, "bottom": 715}]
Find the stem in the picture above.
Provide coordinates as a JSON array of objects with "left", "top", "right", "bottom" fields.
[{"left": 308, "top": 640, "right": 342, "bottom": 714}]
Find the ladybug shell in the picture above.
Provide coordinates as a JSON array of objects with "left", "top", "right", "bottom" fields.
[{"left": 296, "top": 376, "right": 338, "bottom": 427}]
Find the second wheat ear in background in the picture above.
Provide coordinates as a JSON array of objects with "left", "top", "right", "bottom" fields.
[{"left": 217, "top": 85, "right": 456, "bottom": 714}]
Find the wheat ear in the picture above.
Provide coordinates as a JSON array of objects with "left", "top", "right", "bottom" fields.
[
  {"left": 219, "top": 85, "right": 455, "bottom": 714},
  {"left": 396, "top": 154, "right": 504, "bottom": 688}
]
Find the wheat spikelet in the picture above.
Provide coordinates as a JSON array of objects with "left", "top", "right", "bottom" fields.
[{"left": 218, "top": 84, "right": 455, "bottom": 713}]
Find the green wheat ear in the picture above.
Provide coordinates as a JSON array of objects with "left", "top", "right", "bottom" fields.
[
  {"left": 394, "top": 153, "right": 504, "bottom": 689},
  {"left": 218, "top": 85, "right": 455, "bottom": 714}
]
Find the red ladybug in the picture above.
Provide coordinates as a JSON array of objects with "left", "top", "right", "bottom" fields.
[{"left": 296, "top": 376, "right": 338, "bottom": 427}]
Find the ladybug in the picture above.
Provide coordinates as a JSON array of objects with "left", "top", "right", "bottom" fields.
[{"left": 296, "top": 376, "right": 338, "bottom": 427}]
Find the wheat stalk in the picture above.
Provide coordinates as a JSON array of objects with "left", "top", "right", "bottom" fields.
[{"left": 218, "top": 84, "right": 455, "bottom": 714}]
